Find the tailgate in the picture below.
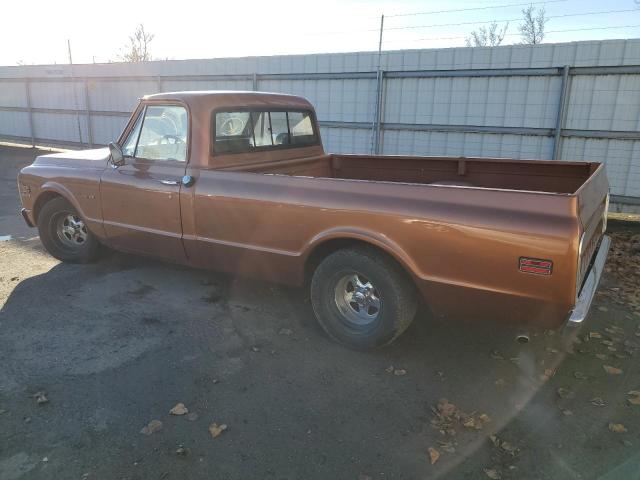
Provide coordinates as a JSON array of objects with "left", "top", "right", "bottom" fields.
[{"left": 575, "top": 163, "right": 609, "bottom": 293}]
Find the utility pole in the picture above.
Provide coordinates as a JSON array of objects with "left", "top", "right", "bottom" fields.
[
  {"left": 67, "top": 39, "right": 73, "bottom": 64},
  {"left": 377, "top": 14, "right": 384, "bottom": 69},
  {"left": 371, "top": 14, "right": 385, "bottom": 154}
]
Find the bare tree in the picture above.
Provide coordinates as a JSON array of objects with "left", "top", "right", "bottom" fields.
[
  {"left": 466, "top": 21, "right": 509, "bottom": 47},
  {"left": 120, "top": 24, "right": 154, "bottom": 62},
  {"left": 519, "top": 5, "right": 547, "bottom": 44}
]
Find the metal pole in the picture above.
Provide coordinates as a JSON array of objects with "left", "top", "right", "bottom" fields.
[
  {"left": 371, "top": 14, "right": 384, "bottom": 154},
  {"left": 375, "top": 71, "right": 385, "bottom": 154},
  {"left": 252, "top": 72, "right": 258, "bottom": 91},
  {"left": 67, "top": 39, "right": 73, "bottom": 65},
  {"left": 25, "top": 80, "right": 35, "bottom": 147},
  {"left": 553, "top": 65, "right": 570, "bottom": 160},
  {"left": 84, "top": 80, "right": 94, "bottom": 147}
]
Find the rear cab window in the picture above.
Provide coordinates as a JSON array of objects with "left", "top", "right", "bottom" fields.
[{"left": 212, "top": 108, "right": 318, "bottom": 154}]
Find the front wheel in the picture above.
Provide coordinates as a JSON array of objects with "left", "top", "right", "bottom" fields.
[
  {"left": 310, "top": 246, "right": 418, "bottom": 349},
  {"left": 37, "top": 197, "right": 101, "bottom": 263}
]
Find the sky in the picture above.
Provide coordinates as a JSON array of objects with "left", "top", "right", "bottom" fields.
[{"left": 1, "top": 0, "right": 639, "bottom": 66}]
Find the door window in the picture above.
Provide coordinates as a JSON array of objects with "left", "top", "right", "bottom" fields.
[
  {"left": 130, "top": 105, "right": 188, "bottom": 161},
  {"left": 122, "top": 110, "right": 144, "bottom": 157}
]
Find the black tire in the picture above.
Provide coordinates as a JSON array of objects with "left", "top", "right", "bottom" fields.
[
  {"left": 310, "top": 246, "right": 418, "bottom": 349},
  {"left": 37, "top": 196, "right": 101, "bottom": 263}
]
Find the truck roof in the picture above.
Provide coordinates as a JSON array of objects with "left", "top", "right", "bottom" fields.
[{"left": 143, "top": 90, "right": 313, "bottom": 110}]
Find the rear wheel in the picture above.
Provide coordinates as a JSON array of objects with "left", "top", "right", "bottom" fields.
[
  {"left": 37, "top": 197, "right": 101, "bottom": 263},
  {"left": 310, "top": 246, "right": 418, "bottom": 349}
]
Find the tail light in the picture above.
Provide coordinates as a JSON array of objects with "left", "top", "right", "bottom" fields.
[{"left": 519, "top": 257, "right": 553, "bottom": 275}]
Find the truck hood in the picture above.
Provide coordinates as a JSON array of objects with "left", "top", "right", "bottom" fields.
[{"left": 33, "top": 148, "right": 110, "bottom": 168}]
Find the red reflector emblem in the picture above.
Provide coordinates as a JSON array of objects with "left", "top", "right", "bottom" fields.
[{"left": 519, "top": 257, "right": 553, "bottom": 275}]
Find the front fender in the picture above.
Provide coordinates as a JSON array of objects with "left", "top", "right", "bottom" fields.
[{"left": 35, "top": 182, "right": 106, "bottom": 239}]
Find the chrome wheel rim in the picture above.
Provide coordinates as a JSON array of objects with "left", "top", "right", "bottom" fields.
[
  {"left": 56, "top": 213, "right": 88, "bottom": 248},
  {"left": 334, "top": 273, "right": 381, "bottom": 326}
]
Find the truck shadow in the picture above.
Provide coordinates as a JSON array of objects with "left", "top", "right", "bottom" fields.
[{"left": 1, "top": 247, "right": 630, "bottom": 480}]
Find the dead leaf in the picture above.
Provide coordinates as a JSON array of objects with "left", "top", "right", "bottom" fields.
[
  {"left": 169, "top": 403, "right": 189, "bottom": 416},
  {"left": 251, "top": 346, "right": 260, "bottom": 352},
  {"left": 494, "top": 378, "right": 506, "bottom": 387},
  {"left": 590, "top": 332, "right": 603, "bottom": 339},
  {"left": 595, "top": 353, "right": 607, "bottom": 360},
  {"left": 187, "top": 412, "right": 199, "bottom": 421},
  {"left": 597, "top": 306, "right": 608, "bottom": 312},
  {"left": 609, "top": 423, "right": 627, "bottom": 433},
  {"left": 394, "top": 369, "right": 407, "bottom": 376},
  {"left": 562, "top": 409, "right": 573, "bottom": 416},
  {"left": 602, "top": 340, "right": 614, "bottom": 346},
  {"left": 209, "top": 422, "right": 227, "bottom": 438},
  {"left": 557, "top": 387, "right": 574, "bottom": 399},
  {"left": 484, "top": 467, "right": 502, "bottom": 479},
  {"left": 428, "top": 447, "right": 440, "bottom": 465},
  {"left": 32, "top": 391, "right": 48, "bottom": 405},
  {"left": 140, "top": 419, "right": 163, "bottom": 435},
  {"left": 541, "top": 368, "right": 555, "bottom": 381},
  {"left": 175, "top": 445, "right": 189, "bottom": 456},
  {"left": 437, "top": 440, "right": 456, "bottom": 453},
  {"left": 385, "top": 365, "right": 394, "bottom": 373},
  {"left": 490, "top": 350, "right": 503, "bottom": 360},
  {"left": 590, "top": 397, "right": 606, "bottom": 407},
  {"left": 626, "top": 392, "right": 640, "bottom": 405},
  {"left": 574, "top": 371, "right": 588, "bottom": 380},
  {"left": 603, "top": 365, "right": 623, "bottom": 375},
  {"left": 500, "top": 441, "right": 519, "bottom": 455},
  {"left": 437, "top": 399, "right": 457, "bottom": 417}
]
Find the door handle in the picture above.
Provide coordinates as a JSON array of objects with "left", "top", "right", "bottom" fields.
[{"left": 160, "top": 179, "right": 180, "bottom": 185}]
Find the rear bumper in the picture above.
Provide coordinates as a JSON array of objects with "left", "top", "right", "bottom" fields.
[
  {"left": 21, "top": 208, "right": 35, "bottom": 227},
  {"left": 566, "top": 235, "right": 611, "bottom": 325}
]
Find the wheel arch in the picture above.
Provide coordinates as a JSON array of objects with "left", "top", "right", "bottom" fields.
[
  {"left": 302, "top": 229, "right": 421, "bottom": 287},
  {"left": 33, "top": 183, "right": 85, "bottom": 225}
]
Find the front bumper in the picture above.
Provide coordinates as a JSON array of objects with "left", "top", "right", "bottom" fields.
[
  {"left": 567, "top": 235, "right": 611, "bottom": 325},
  {"left": 21, "top": 208, "right": 35, "bottom": 227}
]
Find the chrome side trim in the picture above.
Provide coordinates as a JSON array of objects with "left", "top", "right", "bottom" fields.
[{"left": 568, "top": 235, "right": 611, "bottom": 324}]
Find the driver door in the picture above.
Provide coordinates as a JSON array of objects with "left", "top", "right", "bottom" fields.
[{"left": 100, "top": 103, "right": 188, "bottom": 262}]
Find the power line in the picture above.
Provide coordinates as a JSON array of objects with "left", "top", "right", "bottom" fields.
[
  {"left": 386, "top": 0, "right": 568, "bottom": 18},
  {"left": 382, "top": 8, "right": 639, "bottom": 33},
  {"left": 305, "top": 7, "right": 639, "bottom": 36},
  {"left": 383, "top": 23, "right": 640, "bottom": 44}
]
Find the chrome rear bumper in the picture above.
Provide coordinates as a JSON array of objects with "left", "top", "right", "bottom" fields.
[{"left": 567, "top": 235, "right": 611, "bottom": 324}]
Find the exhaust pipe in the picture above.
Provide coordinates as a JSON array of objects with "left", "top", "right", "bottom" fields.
[{"left": 516, "top": 333, "right": 530, "bottom": 344}]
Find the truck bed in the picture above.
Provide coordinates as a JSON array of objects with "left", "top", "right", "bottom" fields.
[{"left": 240, "top": 154, "right": 600, "bottom": 195}]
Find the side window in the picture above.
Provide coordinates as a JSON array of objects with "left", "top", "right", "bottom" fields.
[
  {"left": 212, "top": 109, "right": 317, "bottom": 154},
  {"left": 270, "top": 112, "right": 290, "bottom": 145},
  {"left": 250, "top": 111, "right": 272, "bottom": 147},
  {"left": 215, "top": 111, "right": 253, "bottom": 153},
  {"left": 134, "top": 105, "right": 188, "bottom": 161},
  {"left": 122, "top": 110, "right": 144, "bottom": 157},
  {"left": 288, "top": 111, "right": 316, "bottom": 145}
]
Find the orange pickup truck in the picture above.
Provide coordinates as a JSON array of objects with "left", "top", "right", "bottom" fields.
[{"left": 18, "top": 91, "right": 610, "bottom": 348}]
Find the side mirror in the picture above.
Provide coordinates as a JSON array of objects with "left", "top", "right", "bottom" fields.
[{"left": 109, "top": 142, "right": 125, "bottom": 166}]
